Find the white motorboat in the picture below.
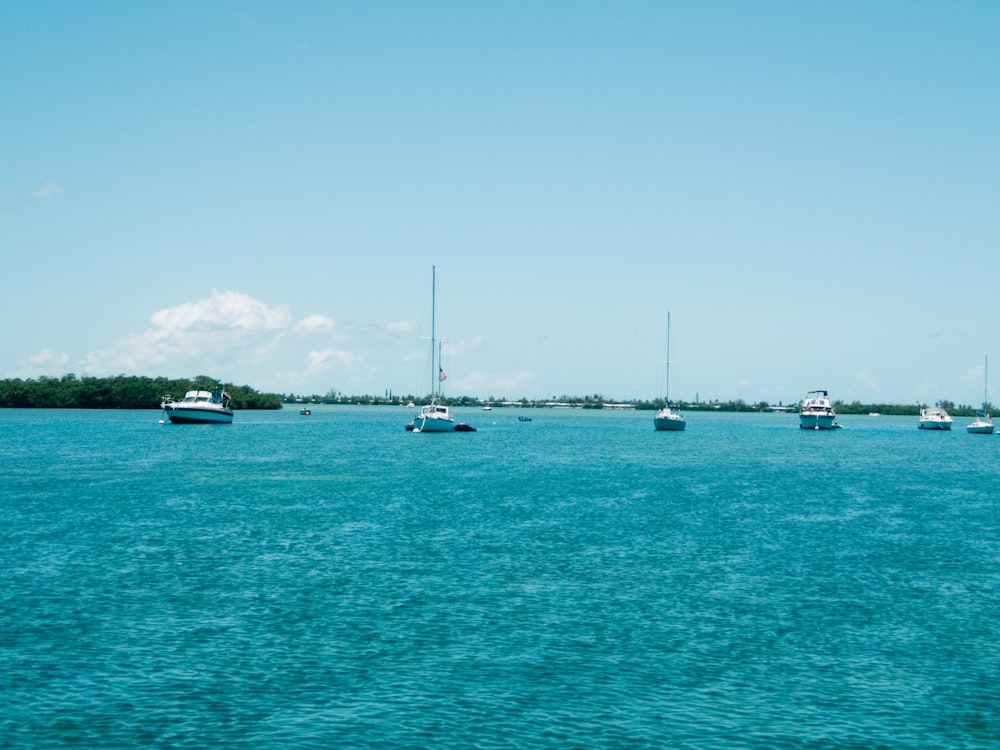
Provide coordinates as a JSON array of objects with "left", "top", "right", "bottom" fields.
[
  {"left": 918, "top": 406, "right": 952, "bottom": 430},
  {"left": 967, "top": 355, "right": 994, "bottom": 434},
  {"left": 161, "top": 389, "right": 233, "bottom": 424},
  {"left": 654, "top": 312, "right": 686, "bottom": 431},
  {"left": 799, "top": 390, "right": 838, "bottom": 430}
]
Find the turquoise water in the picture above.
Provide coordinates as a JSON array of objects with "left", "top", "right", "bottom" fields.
[{"left": 2, "top": 407, "right": 998, "bottom": 748}]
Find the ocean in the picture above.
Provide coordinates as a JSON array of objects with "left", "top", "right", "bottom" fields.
[{"left": 2, "top": 406, "right": 998, "bottom": 748}]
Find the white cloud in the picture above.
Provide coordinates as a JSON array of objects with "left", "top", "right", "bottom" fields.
[
  {"left": 855, "top": 369, "right": 879, "bottom": 391},
  {"left": 913, "top": 380, "right": 938, "bottom": 400},
  {"left": 29, "top": 349, "right": 70, "bottom": 367},
  {"left": 34, "top": 181, "right": 63, "bottom": 199},
  {"left": 455, "top": 369, "right": 533, "bottom": 397},
  {"left": 12, "top": 348, "right": 70, "bottom": 377},
  {"left": 442, "top": 335, "right": 484, "bottom": 358},
  {"left": 305, "top": 348, "right": 356, "bottom": 374},
  {"left": 81, "top": 290, "right": 294, "bottom": 379},
  {"left": 959, "top": 363, "right": 983, "bottom": 385},
  {"left": 294, "top": 314, "right": 335, "bottom": 334},
  {"left": 19, "top": 290, "right": 448, "bottom": 394},
  {"left": 149, "top": 289, "right": 290, "bottom": 336}
]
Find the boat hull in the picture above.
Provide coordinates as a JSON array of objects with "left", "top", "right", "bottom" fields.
[
  {"left": 413, "top": 415, "right": 455, "bottom": 433},
  {"left": 967, "top": 423, "right": 995, "bottom": 434},
  {"left": 654, "top": 415, "right": 686, "bottom": 431},
  {"left": 799, "top": 413, "right": 837, "bottom": 430},
  {"left": 917, "top": 421, "right": 951, "bottom": 430},
  {"left": 799, "top": 414, "right": 837, "bottom": 430},
  {"left": 799, "top": 392, "right": 837, "bottom": 430},
  {"left": 918, "top": 407, "right": 952, "bottom": 430},
  {"left": 164, "top": 406, "right": 233, "bottom": 424},
  {"left": 966, "top": 411, "right": 994, "bottom": 434}
]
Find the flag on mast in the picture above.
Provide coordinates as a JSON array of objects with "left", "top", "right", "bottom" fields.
[{"left": 439, "top": 367, "right": 447, "bottom": 382}]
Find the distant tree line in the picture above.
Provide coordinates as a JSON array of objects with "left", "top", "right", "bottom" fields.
[
  {"left": 4, "top": 376, "right": 980, "bottom": 416},
  {"left": 833, "top": 399, "right": 986, "bottom": 418},
  {"left": 283, "top": 392, "right": 984, "bottom": 415},
  {"left": 0, "top": 375, "right": 282, "bottom": 410}
]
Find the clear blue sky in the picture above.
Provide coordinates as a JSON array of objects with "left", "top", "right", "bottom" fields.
[{"left": 3, "top": 2, "right": 999, "bottom": 405}]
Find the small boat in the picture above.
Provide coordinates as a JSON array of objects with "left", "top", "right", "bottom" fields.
[
  {"left": 967, "top": 412, "right": 994, "bottom": 434},
  {"left": 408, "top": 266, "right": 472, "bottom": 434},
  {"left": 918, "top": 406, "right": 953, "bottom": 430},
  {"left": 967, "top": 355, "right": 995, "bottom": 434},
  {"left": 482, "top": 404, "right": 493, "bottom": 411},
  {"left": 413, "top": 399, "right": 456, "bottom": 433},
  {"left": 654, "top": 312, "right": 686, "bottom": 431},
  {"left": 799, "top": 390, "right": 839, "bottom": 430},
  {"left": 161, "top": 388, "right": 233, "bottom": 424},
  {"left": 518, "top": 415, "right": 532, "bottom": 422},
  {"left": 654, "top": 405, "right": 685, "bottom": 431},
  {"left": 300, "top": 408, "right": 312, "bottom": 416}
]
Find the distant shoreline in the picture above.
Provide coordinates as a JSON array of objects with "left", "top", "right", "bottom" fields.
[{"left": 0, "top": 375, "right": 987, "bottom": 417}]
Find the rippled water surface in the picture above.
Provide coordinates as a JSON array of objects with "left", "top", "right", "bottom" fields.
[{"left": 2, "top": 407, "right": 998, "bottom": 748}]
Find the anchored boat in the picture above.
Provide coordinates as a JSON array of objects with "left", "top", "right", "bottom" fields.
[
  {"left": 407, "top": 266, "right": 474, "bottom": 433},
  {"left": 918, "top": 406, "right": 953, "bottom": 430},
  {"left": 161, "top": 389, "right": 233, "bottom": 424},
  {"left": 799, "top": 390, "right": 839, "bottom": 430},
  {"left": 653, "top": 312, "right": 686, "bottom": 431},
  {"left": 967, "top": 355, "right": 995, "bottom": 434}
]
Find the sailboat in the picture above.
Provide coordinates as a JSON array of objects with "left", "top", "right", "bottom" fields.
[
  {"left": 967, "top": 354, "right": 995, "bottom": 434},
  {"left": 654, "top": 312, "right": 686, "bottom": 431},
  {"left": 409, "top": 266, "right": 473, "bottom": 433}
]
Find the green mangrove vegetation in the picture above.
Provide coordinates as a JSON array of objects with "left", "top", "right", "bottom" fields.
[
  {"left": 0, "top": 375, "right": 986, "bottom": 416},
  {"left": 0, "top": 375, "right": 282, "bottom": 410},
  {"left": 280, "top": 391, "right": 986, "bottom": 417}
]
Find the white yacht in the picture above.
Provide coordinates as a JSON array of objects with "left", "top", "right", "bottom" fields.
[
  {"left": 918, "top": 407, "right": 953, "bottom": 430},
  {"left": 161, "top": 389, "right": 233, "bottom": 424},
  {"left": 799, "top": 390, "right": 838, "bottom": 430}
]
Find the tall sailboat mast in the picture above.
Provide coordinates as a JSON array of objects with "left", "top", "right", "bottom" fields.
[
  {"left": 665, "top": 311, "right": 671, "bottom": 404},
  {"left": 985, "top": 354, "right": 989, "bottom": 408},
  {"left": 653, "top": 310, "right": 686, "bottom": 430},
  {"left": 431, "top": 265, "right": 436, "bottom": 398}
]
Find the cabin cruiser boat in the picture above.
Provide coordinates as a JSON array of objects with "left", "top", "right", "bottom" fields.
[
  {"left": 161, "top": 389, "right": 233, "bottom": 424},
  {"left": 917, "top": 407, "right": 952, "bottom": 430},
  {"left": 799, "top": 390, "right": 838, "bottom": 430}
]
